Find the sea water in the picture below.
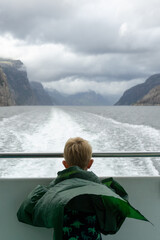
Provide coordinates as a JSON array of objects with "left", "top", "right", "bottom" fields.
[{"left": 0, "top": 106, "right": 160, "bottom": 177}]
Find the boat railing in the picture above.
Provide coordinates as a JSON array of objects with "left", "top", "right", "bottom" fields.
[
  {"left": 0, "top": 152, "right": 160, "bottom": 158},
  {"left": 0, "top": 152, "right": 160, "bottom": 240}
]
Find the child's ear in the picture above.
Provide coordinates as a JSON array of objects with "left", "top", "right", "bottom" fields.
[
  {"left": 87, "top": 159, "right": 94, "bottom": 169},
  {"left": 62, "top": 160, "right": 69, "bottom": 169}
]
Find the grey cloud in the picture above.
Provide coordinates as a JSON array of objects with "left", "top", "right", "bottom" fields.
[
  {"left": 1, "top": 0, "right": 159, "bottom": 55},
  {"left": 0, "top": 0, "right": 77, "bottom": 39},
  {"left": 25, "top": 48, "right": 150, "bottom": 85},
  {"left": 1, "top": 0, "right": 160, "bottom": 98}
]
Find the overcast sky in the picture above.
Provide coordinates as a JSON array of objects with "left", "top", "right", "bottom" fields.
[{"left": 0, "top": 0, "right": 160, "bottom": 100}]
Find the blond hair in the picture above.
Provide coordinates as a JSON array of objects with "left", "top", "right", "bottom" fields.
[{"left": 64, "top": 137, "right": 92, "bottom": 169}]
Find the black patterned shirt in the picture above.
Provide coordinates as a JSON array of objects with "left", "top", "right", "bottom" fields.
[{"left": 63, "top": 209, "right": 102, "bottom": 240}]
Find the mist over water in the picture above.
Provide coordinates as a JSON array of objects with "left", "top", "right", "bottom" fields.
[{"left": 0, "top": 106, "right": 160, "bottom": 177}]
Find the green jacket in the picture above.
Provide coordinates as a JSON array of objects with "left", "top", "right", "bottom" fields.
[{"left": 17, "top": 166, "right": 148, "bottom": 240}]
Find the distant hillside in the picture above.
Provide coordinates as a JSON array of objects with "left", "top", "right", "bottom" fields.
[
  {"left": 0, "top": 58, "right": 53, "bottom": 106},
  {"left": 47, "top": 89, "right": 111, "bottom": 105},
  {"left": 0, "top": 58, "right": 117, "bottom": 106},
  {"left": 135, "top": 85, "right": 160, "bottom": 105},
  {"left": 30, "top": 81, "right": 53, "bottom": 105},
  {"left": 115, "top": 74, "right": 160, "bottom": 105}
]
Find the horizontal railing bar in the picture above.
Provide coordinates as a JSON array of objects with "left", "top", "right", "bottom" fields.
[{"left": 0, "top": 152, "right": 160, "bottom": 158}]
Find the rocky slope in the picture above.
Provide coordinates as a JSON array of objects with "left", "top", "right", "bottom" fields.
[
  {"left": 135, "top": 85, "right": 160, "bottom": 105},
  {"left": 0, "top": 59, "right": 37, "bottom": 105},
  {"left": 115, "top": 74, "right": 160, "bottom": 105},
  {"left": 0, "top": 67, "right": 15, "bottom": 106}
]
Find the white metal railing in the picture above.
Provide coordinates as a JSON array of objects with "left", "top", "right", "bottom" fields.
[{"left": 0, "top": 152, "right": 160, "bottom": 158}]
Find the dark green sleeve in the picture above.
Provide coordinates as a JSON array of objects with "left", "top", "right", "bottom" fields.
[
  {"left": 101, "top": 178, "right": 149, "bottom": 233},
  {"left": 101, "top": 177, "right": 128, "bottom": 200},
  {"left": 17, "top": 185, "right": 48, "bottom": 226}
]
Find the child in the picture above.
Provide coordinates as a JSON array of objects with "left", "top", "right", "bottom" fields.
[
  {"left": 62, "top": 137, "right": 101, "bottom": 239},
  {"left": 17, "top": 137, "right": 148, "bottom": 240}
]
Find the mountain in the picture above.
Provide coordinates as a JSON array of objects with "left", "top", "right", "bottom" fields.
[
  {"left": 30, "top": 81, "right": 53, "bottom": 105},
  {"left": 47, "top": 89, "right": 111, "bottom": 105},
  {"left": 0, "top": 58, "right": 53, "bottom": 106},
  {"left": 46, "top": 89, "right": 67, "bottom": 105},
  {"left": 115, "top": 74, "right": 160, "bottom": 105},
  {"left": 0, "top": 67, "right": 15, "bottom": 106},
  {"left": 135, "top": 85, "right": 160, "bottom": 105},
  {"left": 0, "top": 58, "right": 116, "bottom": 106},
  {"left": 0, "top": 59, "right": 37, "bottom": 105}
]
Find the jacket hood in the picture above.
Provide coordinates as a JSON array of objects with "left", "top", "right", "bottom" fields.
[{"left": 51, "top": 166, "right": 101, "bottom": 186}]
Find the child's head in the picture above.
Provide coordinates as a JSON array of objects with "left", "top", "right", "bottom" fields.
[{"left": 63, "top": 137, "right": 93, "bottom": 170}]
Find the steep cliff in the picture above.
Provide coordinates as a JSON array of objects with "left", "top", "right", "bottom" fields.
[
  {"left": 0, "top": 59, "right": 37, "bottom": 105},
  {"left": 0, "top": 67, "right": 15, "bottom": 106},
  {"left": 135, "top": 85, "right": 160, "bottom": 105},
  {"left": 115, "top": 74, "right": 160, "bottom": 105}
]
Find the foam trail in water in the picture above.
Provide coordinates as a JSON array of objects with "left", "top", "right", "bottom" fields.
[
  {"left": 0, "top": 108, "right": 95, "bottom": 177},
  {"left": 63, "top": 108, "right": 160, "bottom": 176}
]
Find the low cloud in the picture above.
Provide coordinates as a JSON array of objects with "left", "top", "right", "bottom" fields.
[{"left": 44, "top": 77, "right": 144, "bottom": 97}]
